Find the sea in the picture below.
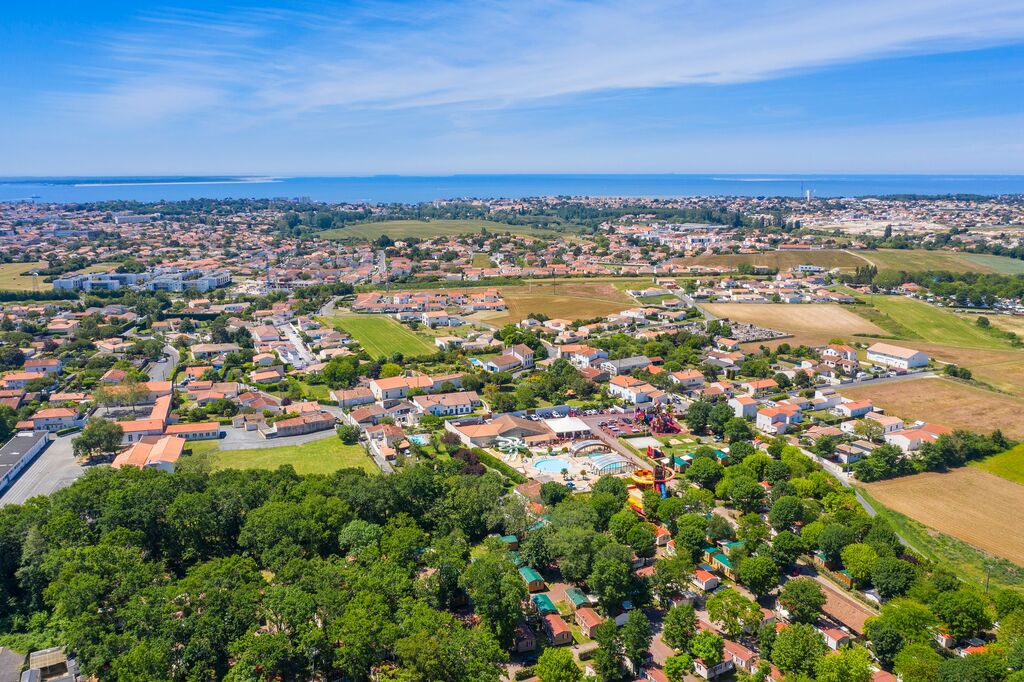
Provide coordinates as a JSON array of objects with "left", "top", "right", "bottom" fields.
[{"left": 1, "top": 174, "right": 1024, "bottom": 204}]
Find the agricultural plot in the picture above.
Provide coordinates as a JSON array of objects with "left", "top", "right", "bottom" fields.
[
  {"left": 972, "top": 443, "right": 1024, "bottom": 485},
  {"left": 475, "top": 281, "right": 634, "bottom": 325},
  {"left": 685, "top": 250, "right": 864, "bottom": 272},
  {"left": 902, "top": 341, "right": 1024, "bottom": 396},
  {"left": 861, "top": 249, "right": 1024, "bottom": 274},
  {"left": 865, "top": 467, "right": 1024, "bottom": 566},
  {"left": 958, "top": 313, "right": 1024, "bottom": 336},
  {"left": 859, "top": 295, "right": 1010, "bottom": 349},
  {"left": 205, "top": 438, "right": 377, "bottom": 475},
  {"left": 702, "top": 303, "right": 884, "bottom": 347},
  {"left": 841, "top": 377, "right": 1024, "bottom": 438},
  {"left": 322, "top": 315, "right": 436, "bottom": 359},
  {"left": 319, "top": 219, "right": 568, "bottom": 241},
  {"left": 858, "top": 486, "right": 1024, "bottom": 591},
  {"left": 0, "top": 261, "right": 49, "bottom": 291}
]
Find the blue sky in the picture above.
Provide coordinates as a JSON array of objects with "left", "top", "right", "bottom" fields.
[{"left": 3, "top": 0, "right": 1024, "bottom": 175}]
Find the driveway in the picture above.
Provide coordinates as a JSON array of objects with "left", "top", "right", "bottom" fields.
[{"left": 0, "top": 434, "right": 84, "bottom": 507}]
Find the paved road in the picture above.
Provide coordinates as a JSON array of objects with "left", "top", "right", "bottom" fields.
[
  {"left": 146, "top": 345, "right": 180, "bottom": 382},
  {"left": 0, "top": 435, "right": 84, "bottom": 507},
  {"left": 282, "top": 323, "right": 316, "bottom": 368}
]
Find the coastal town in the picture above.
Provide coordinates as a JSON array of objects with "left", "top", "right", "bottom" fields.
[{"left": 2, "top": 196, "right": 1024, "bottom": 682}]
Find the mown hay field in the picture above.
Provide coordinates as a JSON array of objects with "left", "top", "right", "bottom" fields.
[
  {"left": 703, "top": 303, "right": 884, "bottom": 346},
  {"left": 0, "top": 261, "right": 49, "bottom": 291},
  {"left": 474, "top": 281, "right": 634, "bottom": 325},
  {"left": 865, "top": 467, "right": 1024, "bottom": 565}
]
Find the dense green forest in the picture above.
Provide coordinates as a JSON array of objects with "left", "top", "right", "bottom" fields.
[{"left": 0, "top": 461, "right": 524, "bottom": 681}]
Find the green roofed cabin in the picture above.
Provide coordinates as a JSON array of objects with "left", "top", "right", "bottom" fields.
[
  {"left": 508, "top": 550, "right": 525, "bottom": 567},
  {"left": 500, "top": 534, "right": 519, "bottom": 550},
  {"left": 531, "top": 593, "right": 558, "bottom": 614},
  {"left": 566, "top": 587, "right": 589, "bottom": 610},
  {"left": 519, "top": 566, "right": 546, "bottom": 592}
]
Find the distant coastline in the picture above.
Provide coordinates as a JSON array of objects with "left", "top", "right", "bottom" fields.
[{"left": 2, "top": 174, "right": 1023, "bottom": 204}]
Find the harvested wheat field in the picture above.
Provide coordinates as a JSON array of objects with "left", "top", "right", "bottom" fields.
[
  {"left": 474, "top": 281, "right": 633, "bottom": 325},
  {"left": 865, "top": 467, "right": 1024, "bottom": 565},
  {"left": 703, "top": 303, "right": 884, "bottom": 346},
  {"left": 896, "top": 342, "right": 1024, "bottom": 397},
  {"left": 841, "top": 377, "right": 1024, "bottom": 439}
]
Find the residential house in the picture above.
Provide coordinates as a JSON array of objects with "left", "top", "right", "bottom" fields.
[
  {"left": 575, "top": 607, "right": 604, "bottom": 639},
  {"left": 670, "top": 369, "right": 705, "bottom": 390},
  {"left": 412, "top": 391, "right": 481, "bottom": 417},
  {"left": 541, "top": 614, "right": 573, "bottom": 646},
  {"left": 835, "top": 399, "right": 874, "bottom": 419},
  {"left": 28, "top": 408, "right": 82, "bottom": 432},
  {"left": 728, "top": 395, "right": 758, "bottom": 419},
  {"left": 112, "top": 435, "right": 185, "bottom": 472}
]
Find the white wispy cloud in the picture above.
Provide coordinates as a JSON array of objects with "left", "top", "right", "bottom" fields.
[{"left": 58, "top": 0, "right": 1024, "bottom": 122}]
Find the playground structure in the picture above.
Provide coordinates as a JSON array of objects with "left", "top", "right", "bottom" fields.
[
  {"left": 627, "top": 454, "right": 675, "bottom": 516},
  {"left": 634, "top": 403, "right": 680, "bottom": 435}
]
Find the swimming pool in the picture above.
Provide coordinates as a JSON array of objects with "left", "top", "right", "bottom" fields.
[
  {"left": 533, "top": 457, "right": 572, "bottom": 473},
  {"left": 409, "top": 434, "right": 430, "bottom": 445}
]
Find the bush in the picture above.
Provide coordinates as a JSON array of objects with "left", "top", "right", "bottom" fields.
[
  {"left": 473, "top": 448, "right": 528, "bottom": 484},
  {"left": 55, "top": 426, "right": 82, "bottom": 436}
]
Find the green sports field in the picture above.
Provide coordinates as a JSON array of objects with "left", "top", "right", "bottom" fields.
[
  {"left": 859, "top": 294, "right": 1011, "bottom": 349},
  {"left": 207, "top": 438, "right": 377, "bottom": 475},
  {"left": 318, "top": 219, "right": 569, "bottom": 241},
  {"left": 322, "top": 314, "right": 436, "bottom": 358}
]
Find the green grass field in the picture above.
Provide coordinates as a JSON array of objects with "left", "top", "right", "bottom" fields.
[
  {"left": 319, "top": 219, "right": 569, "bottom": 241},
  {"left": 972, "top": 443, "right": 1024, "bottom": 485},
  {"left": 206, "top": 437, "right": 377, "bottom": 475},
  {"left": 0, "top": 261, "right": 50, "bottom": 291},
  {"left": 857, "top": 486, "right": 1024, "bottom": 593},
  {"left": 74, "top": 262, "right": 121, "bottom": 274},
  {"left": 471, "top": 253, "right": 493, "bottom": 268},
  {"left": 686, "top": 250, "right": 864, "bottom": 271},
  {"left": 862, "top": 249, "right": 1024, "bottom": 274},
  {"left": 321, "top": 314, "right": 436, "bottom": 358},
  {"left": 859, "top": 294, "right": 1011, "bottom": 349}
]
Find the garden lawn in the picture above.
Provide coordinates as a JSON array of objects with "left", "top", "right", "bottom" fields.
[
  {"left": 206, "top": 438, "right": 377, "bottom": 475},
  {"left": 322, "top": 315, "right": 436, "bottom": 359}
]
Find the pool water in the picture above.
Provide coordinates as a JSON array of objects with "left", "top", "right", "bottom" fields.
[
  {"left": 409, "top": 434, "right": 430, "bottom": 445},
  {"left": 533, "top": 457, "right": 572, "bottom": 473}
]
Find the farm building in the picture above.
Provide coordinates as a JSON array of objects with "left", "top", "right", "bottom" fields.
[{"left": 866, "top": 342, "right": 928, "bottom": 369}]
